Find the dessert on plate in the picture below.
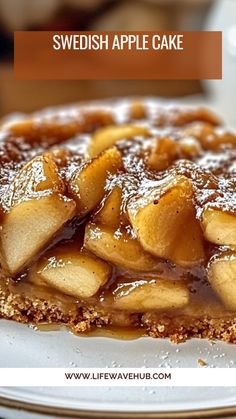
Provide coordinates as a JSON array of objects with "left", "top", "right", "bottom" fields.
[{"left": 0, "top": 98, "right": 235, "bottom": 343}]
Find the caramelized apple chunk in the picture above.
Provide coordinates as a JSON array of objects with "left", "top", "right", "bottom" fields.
[
  {"left": 148, "top": 137, "right": 202, "bottom": 171},
  {"left": 1, "top": 154, "right": 65, "bottom": 209},
  {"left": 89, "top": 124, "right": 150, "bottom": 157},
  {"left": 95, "top": 186, "right": 122, "bottom": 229},
  {"left": 182, "top": 123, "right": 236, "bottom": 151},
  {"left": 0, "top": 155, "right": 76, "bottom": 275},
  {"left": 128, "top": 176, "right": 205, "bottom": 267},
  {"left": 4, "top": 110, "right": 114, "bottom": 144},
  {"left": 30, "top": 247, "right": 111, "bottom": 298},
  {"left": 84, "top": 223, "right": 160, "bottom": 272},
  {"left": 69, "top": 147, "right": 122, "bottom": 215},
  {"left": 148, "top": 137, "right": 180, "bottom": 171},
  {"left": 0, "top": 195, "right": 75, "bottom": 275},
  {"left": 130, "top": 102, "right": 147, "bottom": 120},
  {"left": 113, "top": 279, "right": 189, "bottom": 311},
  {"left": 208, "top": 252, "right": 236, "bottom": 310},
  {"left": 3, "top": 119, "right": 82, "bottom": 145},
  {"left": 201, "top": 208, "right": 236, "bottom": 247},
  {"left": 164, "top": 107, "right": 220, "bottom": 127},
  {"left": 178, "top": 137, "right": 202, "bottom": 158}
]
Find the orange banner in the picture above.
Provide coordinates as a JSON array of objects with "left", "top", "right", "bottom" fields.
[{"left": 14, "top": 31, "right": 222, "bottom": 80}]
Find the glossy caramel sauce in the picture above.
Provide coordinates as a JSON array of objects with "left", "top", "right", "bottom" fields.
[
  {"left": 35, "top": 322, "right": 145, "bottom": 339},
  {"left": 0, "top": 100, "right": 236, "bottom": 325}
]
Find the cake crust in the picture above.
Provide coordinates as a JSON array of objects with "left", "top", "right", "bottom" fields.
[{"left": 1, "top": 285, "right": 236, "bottom": 343}]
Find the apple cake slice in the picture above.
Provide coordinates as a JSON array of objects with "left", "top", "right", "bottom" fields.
[{"left": 0, "top": 99, "right": 236, "bottom": 343}]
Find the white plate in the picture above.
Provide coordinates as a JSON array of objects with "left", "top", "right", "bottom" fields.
[{"left": 0, "top": 319, "right": 236, "bottom": 418}]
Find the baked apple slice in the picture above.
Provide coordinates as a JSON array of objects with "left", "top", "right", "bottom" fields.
[
  {"left": 4, "top": 119, "right": 82, "bottom": 145},
  {"left": 4, "top": 109, "right": 114, "bottom": 144},
  {"left": 69, "top": 147, "right": 122, "bottom": 215},
  {"left": 201, "top": 208, "right": 236, "bottom": 247},
  {"left": 94, "top": 186, "right": 122, "bottom": 229},
  {"left": 84, "top": 223, "right": 160, "bottom": 272},
  {"left": 31, "top": 247, "right": 111, "bottom": 298},
  {"left": 148, "top": 137, "right": 202, "bottom": 171},
  {"left": 182, "top": 123, "right": 236, "bottom": 151},
  {"left": 89, "top": 124, "right": 150, "bottom": 157},
  {"left": 208, "top": 252, "right": 236, "bottom": 310},
  {"left": 113, "top": 278, "right": 189, "bottom": 311},
  {"left": 128, "top": 176, "right": 205, "bottom": 267},
  {"left": 148, "top": 137, "right": 180, "bottom": 171},
  {"left": 1, "top": 154, "right": 65, "bottom": 209},
  {"left": 0, "top": 155, "right": 76, "bottom": 275}
]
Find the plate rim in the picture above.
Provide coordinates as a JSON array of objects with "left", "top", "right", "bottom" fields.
[{"left": 1, "top": 396, "right": 236, "bottom": 419}]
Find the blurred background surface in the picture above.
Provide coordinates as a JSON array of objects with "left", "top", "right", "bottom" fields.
[{"left": 0, "top": 0, "right": 235, "bottom": 125}]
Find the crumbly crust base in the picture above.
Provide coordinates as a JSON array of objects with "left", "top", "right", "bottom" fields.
[{"left": 1, "top": 285, "right": 236, "bottom": 343}]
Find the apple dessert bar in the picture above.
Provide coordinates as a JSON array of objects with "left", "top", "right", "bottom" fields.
[{"left": 0, "top": 99, "right": 236, "bottom": 343}]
